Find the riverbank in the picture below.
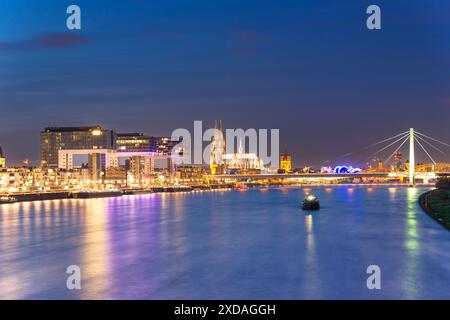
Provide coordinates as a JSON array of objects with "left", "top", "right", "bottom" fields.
[
  {"left": 0, "top": 184, "right": 234, "bottom": 204},
  {"left": 419, "top": 189, "right": 450, "bottom": 231}
]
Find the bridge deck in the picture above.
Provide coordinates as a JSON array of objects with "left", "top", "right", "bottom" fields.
[{"left": 206, "top": 173, "right": 390, "bottom": 180}]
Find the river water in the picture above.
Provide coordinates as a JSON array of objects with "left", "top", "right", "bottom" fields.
[{"left": 0, "top": 185, "right": 448, "bottom": 299}]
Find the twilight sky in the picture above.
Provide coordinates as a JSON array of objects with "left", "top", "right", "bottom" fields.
[{"left": 1, "top": 0, "right": 450, "bottom": 167}]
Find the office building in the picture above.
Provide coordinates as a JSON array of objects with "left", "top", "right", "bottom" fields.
[
  {"left": 116, "top": 133, "right": 152, "bottom": 152},
  {"left": 40, "top": 126, "right": 116, "bottom": 168},
  {"left": 152, "top": 136, "right": 182, "bottom": 155}
]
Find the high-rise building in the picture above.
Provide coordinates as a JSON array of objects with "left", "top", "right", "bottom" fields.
[
  {"left": 152, "top": 136, "right": 182, "bottom": 155},
  {"left": 377, "top": 160, "right": 384, "bottom": 172},
  {"left": 116, "top": 133, "right": 152, "bottom": 152},
  {"left": 369, "top": 156, "right": 380, "bottom": 169},
  {"left": 394, "top": 151, "right": 403, "bottom": 171},
  {"left": 279, "top": 148, "right": 292, "bottom": 173},
  {"left": 117, "top": 133, "right": 181, "bottom": 154},
  {"left": 39, "top": 126, "right": 181, "bottom": 185},
  {"left": 0, "top": 146, "right": 5, "bottom": 168},
  {"left": 116, "top": 133, "right": 152, "bottom": 184},
  {"left": 40, "top": 126, "right": 116, "bottom": 168},
  {"left": 115, "top": 133, "right": 181, "bottom": 183}
]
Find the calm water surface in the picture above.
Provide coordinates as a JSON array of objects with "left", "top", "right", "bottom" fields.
[{"left": 0, "top": 186, "right": 449, "bottom": 299}]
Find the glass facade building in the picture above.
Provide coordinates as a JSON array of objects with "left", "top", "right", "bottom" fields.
[
  {"left": 152, "top": 137, "right": 182, "bottom": 155},
  {"left": 40, "top": 126, "right": 116, "bottom": 168},
  {"left": 116, "top": 133, "right": 181, "bottom": 155},
  {"left": 116, "top": 133, "right": 152, "bottom": 152}
]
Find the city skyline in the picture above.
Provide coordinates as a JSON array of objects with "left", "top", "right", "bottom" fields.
[
  {"left": 1, "top": 1, "right": 449, "bottom": 303},
  {"left": 1, "top": 0, "right": 450, "bottom": 166},
  {"left": 1, "top": 122, "right": 450, "bottom": 168}
]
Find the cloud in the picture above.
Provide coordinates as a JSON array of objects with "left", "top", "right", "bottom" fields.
[{"left": 0, "top": 32, "right": 88, "bottom": 50}]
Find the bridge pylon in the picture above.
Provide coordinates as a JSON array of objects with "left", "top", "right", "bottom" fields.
[{"left": 409, "top": 128, "right": 415, "bottom": 187}]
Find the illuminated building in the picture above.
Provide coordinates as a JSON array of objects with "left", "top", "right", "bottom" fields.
[
  {"left": 368, "top": 156, "right": 380, "bottom": 169},
  {"left": 394, "top": 151, "right": 403, "bottom": 171},
  {"left": 116, "top": 134, "right": 181, "bottom": 184},
  {"left": 153, "top": 136, "right": 182, "bottom": 155},
  {"left": 377, "top": 160, "right": 384, "bottom": 172},
  {"left": 333, "top": 166, "right": 362, "bottom": 173},
  {"left": 209, "top": 121, "right": 264, "bottom": 174},
  {"left": 175, "top": 165, "right": 206, "bottom": 182},
  {"left": 104, "top": 167, "right": 127, "bottom": 185},
  {"left": 40, "top": 126, "right": 116, "bottom": 168},
  {"left": 222, "top": 139, "right": 264, "bottom": 172},
  {"left": 116, "top": 133, "right": 153, "bottom": 184},
  {"left": 321, "top": 166, "right": 333, "bottom": 173},
  {"left": 40, "top": 127, "right": 181, "bottom": 185},
  {"left": 116, "top": 133, "right": 180, "bottom": 154},
  {"left": 0, "top": 169, "right": 21, "bottom": 190},
  {"left": 416, "top": 163, "right": 450, "bottom": 173},
  {"left": 116, "top": 133, "right": 151, "bottom": 152},
  {"left": 210, "top": 120, "right": 226, "bottom": 174},
  {"left": 0, "top": 146, "right": 5, "bottom": 168},
  {"left": 279, "top": 148, "right": 292, "bottom": 173}
]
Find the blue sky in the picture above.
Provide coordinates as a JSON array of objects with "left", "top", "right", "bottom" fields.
[{"left": 1, "top": 0, "right": 450, "bottom": 166}]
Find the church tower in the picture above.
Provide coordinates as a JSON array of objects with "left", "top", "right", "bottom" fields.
[
  {"left": 0, "top": 146, "right": 5, "bottom": 168},
  {"left": 210, "top": 120, "right": 226, "bottom": 174}
]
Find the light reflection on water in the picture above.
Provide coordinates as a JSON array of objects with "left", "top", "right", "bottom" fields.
[
  {"left": 0, "top": 186, "right": 449, "bottom": 299},
  {"left": 303, "top": 213, "right": 320, "bottom": 297},
  {"left": 80, "top": 200, "right": 112, "bottom": 299},
  {"left": 403, "top": 187, "right": 420, "bottom": 299}
]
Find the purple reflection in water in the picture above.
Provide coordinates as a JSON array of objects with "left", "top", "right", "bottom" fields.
[{"left": 0, "top": 186, "right": 449, "bottom": 299}]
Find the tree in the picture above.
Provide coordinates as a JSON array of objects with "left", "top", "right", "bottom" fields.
[{"left": 436, "top": 177, "right": 450, "bottom": 189}]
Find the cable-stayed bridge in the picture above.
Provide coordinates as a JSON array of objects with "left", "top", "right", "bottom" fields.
[{"left": 207, "top": 128, "right": 450, "bottom": 186}]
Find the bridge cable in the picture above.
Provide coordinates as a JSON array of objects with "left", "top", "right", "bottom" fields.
[
  {"left": 353, "top": 133, "right": 409, "bottom": 167},
  {"left": 323, "top": 131, "right": 410, "bottom": 164},
  {"left": 414, "top": 137, "right": 436, "bottom": 164},
  {"left": 415, "top": 131, "right": 450, "bottom": 148},
  {"left": 415, "top": 134, "right": 446, "bottom": 155},
  {"left": 369, "top": 133, "right": 410, "bottom": 158},
  {"left": 384, "top": 135, "right": 410, "bottom": 164},
  {"left": 368, "top": 131, "right": 410, "bottom": 147}
]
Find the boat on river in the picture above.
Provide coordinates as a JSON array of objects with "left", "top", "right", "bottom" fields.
[
  {"left": 0, "top": 196, "right": 18, "bottom": 204},
  {"left": 301, "top": 194, "right": 320, "bottom": 210}
]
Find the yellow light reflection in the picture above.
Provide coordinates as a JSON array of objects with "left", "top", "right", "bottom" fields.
[
  {"left": 405, "top": 188, "right": 419, "bottom": 251},
  {"left": 81, "top": 199, "right": 111, "bottom": 299},
  {"left": 304, "top": 213, "right": 320, "bottom": 296},
  {"left": 388, "top": 187, "right": 397, "bottom": 194},
  {"left": 403, "top": 187, "right": 420, "bottom": 298}
]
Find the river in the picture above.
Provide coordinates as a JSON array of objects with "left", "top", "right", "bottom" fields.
[{"left": 0, "top": 185, "right": 449, "bottom": 299}]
